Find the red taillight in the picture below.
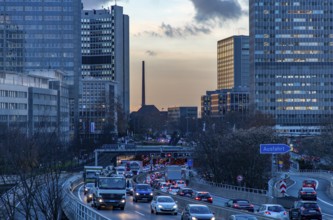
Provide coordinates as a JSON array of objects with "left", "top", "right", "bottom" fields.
[
  {"left": 301, "top": 192, "right": 306, "bottom": 194},
  {"left": 312, "top": 192, "right": 316, "bottom": 194},
  {"left": 195, "top": 197, "right": 200, "bottom": 200},
  {"left": 283, "top": 211, "right": 287, "bottom": 215},
  {"left": 208, "top": 197, "right": 213, "bottom": 201},
  {"left": 233, "top": 204, "right": 239, "bottom": 208},
  {"left": 265, "top": 211, "right": 271, "bottom": 215}
]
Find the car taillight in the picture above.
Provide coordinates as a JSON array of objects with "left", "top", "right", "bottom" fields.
[
  {"left": 250, "top": 204, "right": 254, "bottom": 207},
  {"left": 233, "top": 204, "right": 239, "bottom": 208},
  {"left": 265, "top": 211, "right": 271, "bottom": 215},
  {"left": 283, "top": 211, "right": 287, "bottom": 215},
  {"left": 208, "top": 197, "right": 213, "bottom": 201},
  {"left": 317, "top": 207, "right": 321, "bottom": 212},
  {"left": 195, "top": 197, "right": 200, "bottom": 200},
  {"left": 301, "top": 192, "right": 306, "bottom": 194},
  {"left": 180, "top": 192, "right": 184, "bottom": 195},
  {"left": 312, "top": 192, "right": 316, "bottom": 194}
]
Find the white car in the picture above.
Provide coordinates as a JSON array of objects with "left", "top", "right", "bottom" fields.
[
  {"left": 150, "top": 195, "right": 178, "bottom": 215},
  {"left": 168, "top": 186, "right": 180, "bottom": 195},
  {"left": 257, "top": 204, "right": 288, "bottom": 220},
  {"left": 176, "top": 180, "right": 186, "bottom": 188}
]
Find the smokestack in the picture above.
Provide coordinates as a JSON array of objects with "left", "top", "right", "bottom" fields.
[{"left": 142, "top": 61, "right": 146, "bottom": 107}]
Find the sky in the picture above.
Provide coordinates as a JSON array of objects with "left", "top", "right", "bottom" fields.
[{"left": 82, "top": 0, "right": 249, "bottom": 113}]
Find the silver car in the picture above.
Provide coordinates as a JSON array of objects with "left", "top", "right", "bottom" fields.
[
  {"left": 257, "top": 204, "right": 288, "bottom": 220},
  {"left": 150, "top": 195, "right": 178, "bottom": 215}
]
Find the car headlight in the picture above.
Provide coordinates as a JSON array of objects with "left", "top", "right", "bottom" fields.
[
  {"left": 130, "top": 188, "right": 133, "bottom": 191},
  {"left": 98, "top": 198, "right": 103, "bottom": 203},
  {"left": 88, "top": 194, "right": 93, "bottom": 198},
  {"left": 84, "top": 188, "right": 88, "bottom": 191},
  {"left": 191, "top": 217, "right": 198, "bottom": 220},
  {"left": 150, "top": 192, "right": 153, "bottom": 196},
  {"left": 121, "top": 199, "right": 126, "bottom": 203},
  {"left": 135, "top": 193, "right": 140, "bottom": 196},
  {"left": 211, "top": 217, "right": 215, "bottom": 220},
  {"left": 173, "top": 204, "right": 178, "bottom": 209},
  {"left": 158, "top": 205, "right": 163, "bottom": 208}
]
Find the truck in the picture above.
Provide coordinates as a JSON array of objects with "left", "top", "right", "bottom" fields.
[
  {"left": 92, "top": 176, "right": 127, "bottom": 210},
  {"left": 165, "top": 165, "right": 182, "bottom": 184},
  {"left": 83, "top": 166, "right": 103, "bottom": 184},
  {"left": 129, "top": 161, "right": 142, "bottom": 175}
]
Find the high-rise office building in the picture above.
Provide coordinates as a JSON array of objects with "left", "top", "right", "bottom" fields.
[
  {"left": 250, "top": 0, "right": 333, "bottom": 134},
  {"left": 0, "top": 1, "right": 82, "bottom": 141},
  {"left": 217, "top": 35, "right": 249, "bottom": 90},
  {"left": 81, "top": 6, "right": 130, "bottom": 115}
]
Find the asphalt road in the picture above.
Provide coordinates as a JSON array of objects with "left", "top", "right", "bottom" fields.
[{"left": 287, "top": 174, "right": 333, "bottom": 220}]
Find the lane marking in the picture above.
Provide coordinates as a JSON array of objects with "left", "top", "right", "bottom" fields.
[
  {"left": 78, "top": 184, "right": 84, "bottom": 202},
  {"left": 134, "top": 211, "right": 145, "bottom": 216}
]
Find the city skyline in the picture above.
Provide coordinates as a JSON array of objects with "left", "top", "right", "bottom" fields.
[{"left": 82, "top": 0, "right": 249, "bottom": 113}]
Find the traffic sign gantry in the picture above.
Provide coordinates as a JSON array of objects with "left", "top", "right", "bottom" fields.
[{"left": 260, "top": 144, "right": 291, "bottom": 154}]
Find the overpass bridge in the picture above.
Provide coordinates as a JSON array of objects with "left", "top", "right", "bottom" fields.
[{"left": 94, "top": 144, "right": 194, "bottom": 166}]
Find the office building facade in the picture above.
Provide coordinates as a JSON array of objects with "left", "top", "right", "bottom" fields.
[
  {"left": 0, "top": 70, "right": 70, "bottom": 143},
  {"left": 81, "top": 6, "right": 130, "bottom": 115},
  {"left": 250, "top": 0, "right": 333, "bottom": 133},
  {"left": 217, "top": 35, "right": 249, "bottom": 90},
  {"left": 0, "top": 1, "right": 82, "bottom": 141}
]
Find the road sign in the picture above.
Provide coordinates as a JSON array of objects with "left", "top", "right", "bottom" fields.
[
  {"left": 237, "top": 175, "right": 243, "bottom": 182},
  {"left": 260, "top": 144, "right": 291, "bottom": 154},
  {"left": 279, "top": 180, "right": 287, "bottom": 194},
  {"left": 187, "top": 159, "right": 193, "bottom": 167}
]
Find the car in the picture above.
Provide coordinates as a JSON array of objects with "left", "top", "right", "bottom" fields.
[
  {"left": 159, "top": 182, "right": 170, "bottom": 192},
  {"left": 229, "top": 214, "right": 258, "bottom": 220},
  {"left": 176, "top": 180, "right": 186, "bottom": 188},
  {"left": 133, "top": 184, "right": 153, "bottom": 202},
  {"left": 289, "top": 201, "right": 322, "bottom": 220},
  {"left": 181, "top": 204, "right": 215, "bottom": 220},
  {"left": 225, "top": 199, "right": 254, "bottom": 212},
  {"left": 177, "top": 187, "right": 194, "bottom": 197},
  {"left": 298, "top": 187, "right": 317, "bottom": 200},
  {"left": 168, "top": 186, "right": 180, "bottom": 195},
  {"left": 124, "top": 170, "right": 134, "bottom": 178},
  {"left": 126, "top": 179, "right": 134, "bottom": 195},
  {"left": 257, "top": 204, "right": 288, "bottom": 220},
  {"left": 193, "top": 191, "right": 213, "bottom": 203},
  {"left": 83, "top": 183, "right": 94, "bottom": 195},
  {"left": 150, "top": 195, "right": 178, "bottom": 215},
  {"left": 302, "top": 180, "right": 317, "bottom": 189}
]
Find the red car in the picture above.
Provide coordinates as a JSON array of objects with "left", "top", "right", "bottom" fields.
[{"left": 302, "top": 180, "right": 317, "bottom": 189}]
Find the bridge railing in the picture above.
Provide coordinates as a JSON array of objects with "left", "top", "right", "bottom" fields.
[{"left": 61, "top": 175, "right": 108, "bottom": 220}]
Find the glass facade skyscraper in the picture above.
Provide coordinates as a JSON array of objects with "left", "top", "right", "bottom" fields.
[
  {"left": 250, "top": 0, "right": 333, "bottom": 129},
  {"left": 0, "top": 1, "right": 82, "bottom": 140},
  {"left": 81, "top": 6, "right": 130, "bottom": 115},
  {"left": 217, "top": 35, "right": 249, "bottom": 90}
]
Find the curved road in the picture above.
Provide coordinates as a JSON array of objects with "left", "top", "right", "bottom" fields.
[{"left": 287, "top": 174, "right": 333, "bottom": 220}]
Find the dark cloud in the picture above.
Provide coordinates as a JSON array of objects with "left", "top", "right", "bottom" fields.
[
  {"left": 146, "top": 50, "right": 157, "bottom": 56},
  {"left": 189, "top": 0, "right": 243, "bottom": 23},
  {"left": 160, "top": 23, "right": 211, "bottom": 38}
]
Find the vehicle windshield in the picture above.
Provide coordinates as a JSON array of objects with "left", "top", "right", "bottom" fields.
[
  {"left": 136, "top": 185, "right": 150, "bottom": 190},
  {"left": 303, "top": 203, "right": 319, "bottom": 209},
  {"left": 237, "top": 200, "right": 250, "bottom": 205},
  {"left": 303, "top": 188, "right": 315, "bottom": 192},
  {"left": 85, "top": 183, "right": 94, "bottom": 188},
  {"left": 268, "top": 206, "right": 285, "bottom": 212},
  {"left": 98, "top": 178, "right": 126, "bottom": 189},
  {"left": 117, "top": 168, "right": 125, "bottom": 171},
  {"left": 86, "top": 171, "right": 98, "bottom": 178},
  {"left": 198, "top": 193, "right": 211, "bottom": 198},
  {"left": 171, "top": 187, "right": 180, "bottom": 190},
  {"left": 189, "top": 206, "right": 210, "bottom": 214},
  {"left": 157, "top": 197, "right": 174, "bottom": 203}
]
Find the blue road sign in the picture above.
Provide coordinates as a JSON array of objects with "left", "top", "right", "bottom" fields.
[
  {"left": 260, "top": 144, "right": 291, "bottom": 154},
  {"left": 187, "top": 159, "right": 193, "bottom": 167}
]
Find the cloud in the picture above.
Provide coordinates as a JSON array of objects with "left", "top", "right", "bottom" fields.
[
  {"left": 189, "top": 0, "right": 244, "bottom": 23},
  {"left": 139, "top": 22, "right": 211, "bottom": 38},
  {"left": 146, "top": 50, "right": 157, "bottom": 56}
]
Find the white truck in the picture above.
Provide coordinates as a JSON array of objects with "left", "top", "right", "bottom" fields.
[
  {"left": 165, "top": 165, "right": 182, "bottom": 184},
  {"left": 83, "top": 166, "right": 103, "bottom": 184},
  {"left": 92, "top": 176, "right": 126, "bottom": 210}
]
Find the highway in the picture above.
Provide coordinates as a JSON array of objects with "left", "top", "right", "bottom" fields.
[{"left": 287, "top": 174, "right": 333, "bottom": 220}]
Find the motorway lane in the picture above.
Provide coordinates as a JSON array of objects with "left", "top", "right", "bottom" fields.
[
  {"left": 287, "top": 174, "right": 333, "bottom": 219},
  {"left": 76, "top": 184, "right": 181, "bottom": 220}
]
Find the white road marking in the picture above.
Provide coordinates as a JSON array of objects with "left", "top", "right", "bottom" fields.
[
  {"left": 134, "top": 211, "right": 145, "bottom": 216},
  {"left": 78, "top": 184, "right": 84, "bottom": 202}
]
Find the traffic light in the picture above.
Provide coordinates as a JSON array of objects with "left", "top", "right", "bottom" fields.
[{"left": 160, "top": 153, "right": 165, "bottom": 158}]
